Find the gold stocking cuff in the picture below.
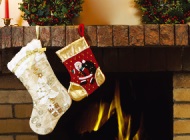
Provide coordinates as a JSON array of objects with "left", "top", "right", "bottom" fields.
[
  {"left": 68, "top": 82, "right": 88, "bottom": 101},
  {"left": 95, "top": 67, "right": 106, "bottom": 86},
  {"left": 56, "top": 37, "right": 89, "bottom": 62}
]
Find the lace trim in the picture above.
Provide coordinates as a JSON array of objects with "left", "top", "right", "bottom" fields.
[
  {"left": 12, "top": 48, "right": 46, "bottom": 73},
  {"left": 7, "top": 39, "right": 46, "bottom": 78}
]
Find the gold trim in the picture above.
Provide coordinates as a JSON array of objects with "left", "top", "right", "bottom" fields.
[
  {"left": 12, "top": 48, "right": 46, "bottom": 73},
  {"left": 95, "top": 67, "right": 105, "bottom": 86},
  {"left": 56, "top": 37, "right": 89, "bottom": 62},
  {"left": 68, "top": 82, "right": 88, "bottom": 101}
]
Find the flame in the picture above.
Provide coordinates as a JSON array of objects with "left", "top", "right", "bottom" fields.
[
  {"left": 114, "top": 81, "right": 131, "bottom": 140},
  {"left": 133, "top": 130, "right": 140, "bottom": 140},
  {"left": 93, "top": 101, "right": 106, "bottom": 131},
  {"left": 93, "top": 81, "right": 141, "bottom": 140}
]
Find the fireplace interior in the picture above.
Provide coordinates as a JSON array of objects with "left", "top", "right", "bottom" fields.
[{"left": 38, "top": 49, "right": 173, "bottom": 140}]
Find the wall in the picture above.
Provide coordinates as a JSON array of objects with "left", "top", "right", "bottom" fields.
[
  {"left": 74, "top": 0, "right": 141, "bottom": 25},
  {"left": 0, "top": 0, "right": 25, "bottom": 26},
  {"left": 173, "top": 73, "right": 190, "bottom": 140},
  {"left": 0, "top": 0, "right": 141, "bottom": 27},
  {"left": 0, "top": 72, "right": 37, "bottom": 140}
]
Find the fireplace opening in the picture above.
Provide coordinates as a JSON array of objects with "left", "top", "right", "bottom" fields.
[{"left": 39, "top": 71, "right": 173, "bottom": 140}]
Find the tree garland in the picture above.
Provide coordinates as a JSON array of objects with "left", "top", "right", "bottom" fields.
[
  {"left": 135, "top": 0, "right": 190, "bottom": 24},
  {"left": 19, "top": 0, "right": 84, "bottom": 26}
]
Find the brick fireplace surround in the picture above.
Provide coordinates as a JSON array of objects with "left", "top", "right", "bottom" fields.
[{"left": 0, "top": 24, "right": 190, "bottom": 140}]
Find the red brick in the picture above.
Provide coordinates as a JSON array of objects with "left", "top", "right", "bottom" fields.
[
  {"left": 0, "top": 74, "right": 25, "bottom": 89},
  {"left": 173, "top": 73, "right": 190, "bottom": 88},
  {"left": 174, "top": 120, "right": 190, "bottom": 134},
  {"left": 1, "top": 26, "right": 11, "bottom": 48},
  {"left": 174, "top": 88, "right": 190, "bottom": 102},
  {"left": 85, "top": 26, "right": 97, "bottom": 46},
  {"left": 51, "top": 26, "right": 65, "bottom": 47},
  {"left": 160, "top": 24, "right": 174, "bottom": 46},
  {"left": 66, "top": 25, "right": 81, "bottom": 45},
  {"left": 24, "top": 26, "right": 36, "bottom": 46},
  {"left": 0, "top": 136, "right": 13, "bottom": 140},
  {"left": 174, "top": 136, "right": 190, "bottom": 140},
  {"left": 175, "top": 24, "right": 188, "bottom": 46},
  {"left": 174, "top": 104, "right": 190, "bottom": 118},
  {"left": 16, "top": 135, "right": 38, "bottom": 140},
  {"left": 2, "top": 49, "right": 19, "bottom": 74},
  {"left": 0, "top": 119, "right": 32, "bottom": 133},
  {"left": 129, "top": 25, "right": 144, "bottom": 46},
  {"left": 15, "top": 104, "right": 33, "bottom": 118},
  {"left": 12, "top": 26, "right": 24, "bottom": 47},
  {"left": 0, "top": 90, "right": 32, "bottom": 104},
  {"left": 145, "top": 24, "right": 159, "bottom": 45},
  {"left": 0, "top": 105, "right": 13, "bottom": 118},
  {"left": 97, "top": 25, "right": 112, "bottom": 47},
  {"left": 113, "top": 25, "right": 129, "bottom": 46},
  {"left": 40, "top": 26, "right": 51, "bottom": 47}
]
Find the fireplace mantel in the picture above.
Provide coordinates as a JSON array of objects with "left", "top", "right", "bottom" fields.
[{"left": 0, "top": 24, "right": 190, "bottom": 73}]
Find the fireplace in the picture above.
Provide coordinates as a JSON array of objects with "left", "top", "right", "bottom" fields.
[
  {"left": 38, "top": 70, "right": 173, "bottom": 140},
  {"left": 0, "top": 24, "right": 190, "bottom": 140}
]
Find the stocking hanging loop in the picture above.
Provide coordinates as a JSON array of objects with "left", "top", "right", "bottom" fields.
[
  {"left": 78, "top": 24, "right": 84, "bottom": 37},
  {"left": 36, "top": 25, "right": 40, "bottom": 40}
]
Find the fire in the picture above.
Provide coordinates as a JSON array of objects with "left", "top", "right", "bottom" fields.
[
  {"left": 93, "top": 101, "right": 106, "bottom": 131},
  {"left": 93, "top": 81, "right": 141, "bottom": 140}
]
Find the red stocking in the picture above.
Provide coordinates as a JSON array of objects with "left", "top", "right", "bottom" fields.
[{"left": 56, "top": 25, "right": 105, "bottom": 101}]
